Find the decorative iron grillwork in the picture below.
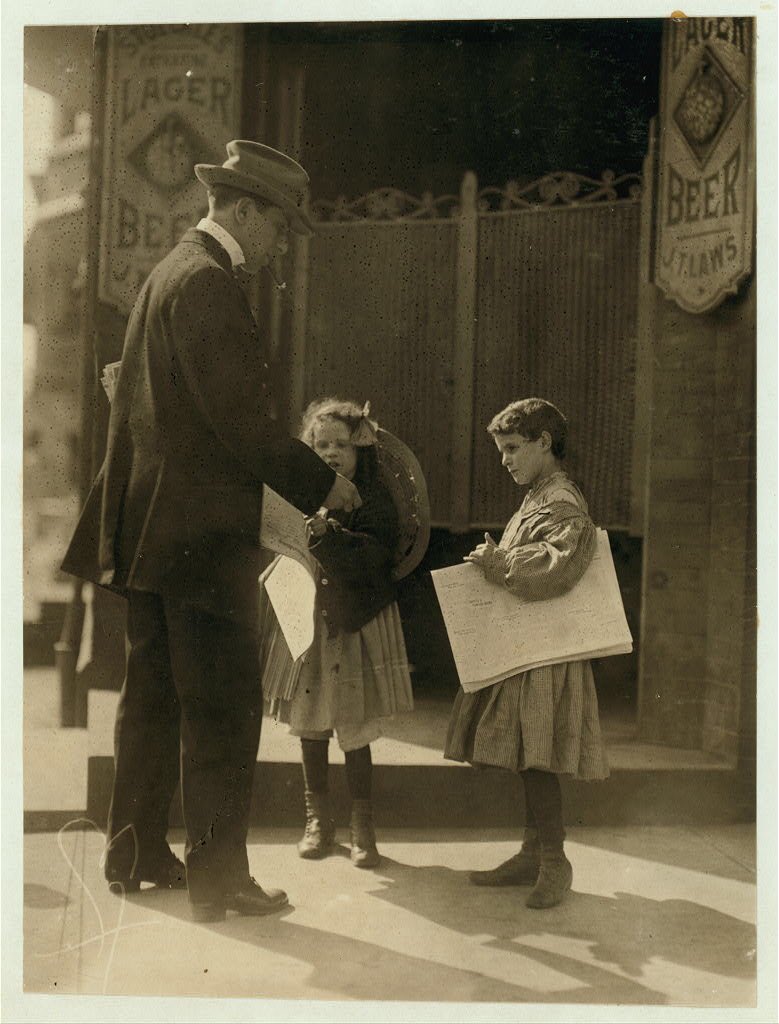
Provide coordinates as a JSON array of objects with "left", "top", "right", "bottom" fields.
[
  {"left": 302, "top": 169, "right": 641, "bottom": 529},
  {"left": 310, "top": 171, "right": 642, "bottom": 223},
  {"left": 477, "top": 171, "right": 642, "bottom": 211},
  {"left": 311, "top": 188, "right": 460, "bottom": 222}
]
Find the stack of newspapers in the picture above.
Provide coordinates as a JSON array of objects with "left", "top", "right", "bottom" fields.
[
  {"left": 258, "top": 560, "right": 309, "bottom": 702},
  {"left": 100, "top": 361, "right": 121, "bottom": 403},
  {"left": 258, "top": 488, "right": 318, "bottom": 702},
  {"left": 431, "top": 529, "right": 633, "bottom": 693}
]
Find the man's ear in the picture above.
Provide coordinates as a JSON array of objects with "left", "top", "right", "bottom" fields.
[
  {"left": 234, "top": 196, "right": 255, "bottom": 224},
  {"left": 539, "top": 430, "right": 552, "bottom": 451}
]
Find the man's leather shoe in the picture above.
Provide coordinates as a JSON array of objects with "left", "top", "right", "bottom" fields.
[
  {"left": 190, "top": 877, "right": 288, "bottom": 923},
  {"left": 107, "top": 854, "right": 187, "bottom": 894}
]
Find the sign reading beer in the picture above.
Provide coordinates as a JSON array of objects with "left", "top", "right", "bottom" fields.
[
  {"left": 654, "top": 17, "right": 754, "bottom": 313},
  {"left": 98, "top": 25, "right": 243, "bottom": 314}
]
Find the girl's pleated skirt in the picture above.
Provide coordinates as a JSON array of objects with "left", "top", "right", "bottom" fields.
[
  {"left": 259, "top": 574, "right": 413, "bottom": 741},
  {"left": 445, "top": 659, "right": 609, "bottom": 780}
]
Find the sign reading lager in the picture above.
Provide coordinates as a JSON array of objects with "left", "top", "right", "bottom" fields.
[
  {"left": 654, "top": 17, "right": 754, "bottom": 313},
  {"left": 98, "top": 25, "right": 243, "bottom": 313}
]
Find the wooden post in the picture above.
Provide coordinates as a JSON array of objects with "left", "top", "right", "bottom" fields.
[
  {"left": 289, "top": 65, "right": 305, "bottom": 161},
  {"left": 242, "top": 24, "right": 268, "bottom": 319},
  {"left": 241, "top": 25, "right": 268, "bottom": 140},
  {"left": 278, "top": 63, "right": 309, "bottom": 432},
  {"left": 630, "top": 116, "right": 658, "bottom": 536},
  {"left": 632, "top": 118, "right": 659, "bottom": 732},
  {"left": 55, "top": 26, "right": 107, "bottom": 726},
  {"left": 268, "top": 71, "right": 292, "bottom": 373},
  {"left": 288, "top": 190, "right": 311, "bottom": 430},
  {"left": 449, "top": 171, "right": 479, "bottom": 532}
]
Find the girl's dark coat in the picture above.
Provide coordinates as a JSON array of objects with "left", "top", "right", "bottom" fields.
[{"left": 310, "top": 479, "right": 398, "bottom": 634}]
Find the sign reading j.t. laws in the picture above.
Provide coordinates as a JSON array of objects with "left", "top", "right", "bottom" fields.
[
  {"left": 98, "top": 25, "right": 243, "bottom": 314},
  {"left": 654, "top": 17, "right": 754, "bottom": 314}
]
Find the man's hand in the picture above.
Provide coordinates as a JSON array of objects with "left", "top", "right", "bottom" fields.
[{"left": 323, "top": 473, "right": 362, "bottom": 513}]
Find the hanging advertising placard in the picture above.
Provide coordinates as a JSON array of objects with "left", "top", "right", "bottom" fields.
[
  {"left": 98, "top": 24, "right": 243, "bottom": 314},
  {"left": 654, "top": 17, "right": 754, "bottom": 313}
]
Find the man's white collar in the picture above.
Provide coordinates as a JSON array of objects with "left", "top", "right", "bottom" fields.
[{"left": 196, "top": 218, "right": 245, "bottom": 268}]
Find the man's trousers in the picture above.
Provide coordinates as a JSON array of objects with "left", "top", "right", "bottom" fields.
[{"left": 104, "top": 589, "right": 263, "bottom": 903}]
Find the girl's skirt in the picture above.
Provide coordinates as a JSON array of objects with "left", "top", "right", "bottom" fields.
[
  {"left": 259, "top": 578, "right": 413, "bottom": 746},
  {"left": 444, "top": 659, "right": 609, "bottom": 780}
]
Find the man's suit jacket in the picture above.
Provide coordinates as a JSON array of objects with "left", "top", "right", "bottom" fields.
[{"left": 62, "top": 229, "right": 335, "bottom": 619}]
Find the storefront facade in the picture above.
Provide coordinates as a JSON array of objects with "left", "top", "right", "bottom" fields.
[{"left": 23, "top": 20, "right": 756, "bottom": 773}]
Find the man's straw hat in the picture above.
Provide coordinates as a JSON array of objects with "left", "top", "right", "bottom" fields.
[{"left": 195, "top": 140, "right": 314, "bottom": 235}]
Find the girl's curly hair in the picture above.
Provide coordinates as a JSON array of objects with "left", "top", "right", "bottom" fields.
[{"left": 299, "top": 397, "right": 379, "bottom": 488}]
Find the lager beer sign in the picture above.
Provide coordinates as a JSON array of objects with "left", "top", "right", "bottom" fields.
[
  {"left": 98, "top": 25, "right": 243, "bottom": 314},
  {"left": 654, "top": 17, "right": 754, "bottom": 313}
]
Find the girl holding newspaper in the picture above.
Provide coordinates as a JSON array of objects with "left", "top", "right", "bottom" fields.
[
  {"left": 445, "top": 397, "right": 609, "bottom": 909},
  {"left": 263, "top": 398, "right": 427, "bottom": 868}
]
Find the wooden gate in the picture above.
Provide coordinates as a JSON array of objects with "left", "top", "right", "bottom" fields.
[{"left": 283, "top": 169, "right": 642, "bottom": 531}]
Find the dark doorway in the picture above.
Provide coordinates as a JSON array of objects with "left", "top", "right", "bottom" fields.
[{"left": 266, "top": 19, "right": 663, "bottom": 198}]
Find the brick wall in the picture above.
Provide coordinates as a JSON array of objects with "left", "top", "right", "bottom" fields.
[
  {"left": 702, "top": 280, "right": 756, "bottom": 765},
  {"left": 738, "top": 439, "right": 757, "bottom": 773},
  {"left": 638, "top": 299, "right": 716, "bottom": 747},
  {"left": 638, "top": 279, "right": 757, "bottom": 757}
]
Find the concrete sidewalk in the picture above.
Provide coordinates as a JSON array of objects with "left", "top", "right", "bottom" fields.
[{"left": 21, "top": 823, "right": 757, "bottom": 1007}]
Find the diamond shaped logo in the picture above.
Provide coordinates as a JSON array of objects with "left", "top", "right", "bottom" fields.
[
  {"left": 673, "top": 47, "right": 744, "bottom": 169},
  {"left": 128, "top": 113, "right": 215, "bottom": 197}
]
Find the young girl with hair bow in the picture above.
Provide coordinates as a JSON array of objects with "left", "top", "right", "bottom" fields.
[{"left": 267, "top": 397, "right": 416, "bottom": 868}]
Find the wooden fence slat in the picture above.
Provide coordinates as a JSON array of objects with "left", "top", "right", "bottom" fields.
[
  {"left": 301, "top": 174, "right": 642, "bottom": 531},
  {"left": 449, "top": 171, "right": 479, "bottom": 532},
  {"left": 288, "top": 193, "right": 311, "bottom": 429},
  {"left": 630, "top": 116, "right": 659, "bottom": 537}
]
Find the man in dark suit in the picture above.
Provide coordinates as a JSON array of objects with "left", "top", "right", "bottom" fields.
[{"left": 62, "top": 141, "right": 360, "bottom": 922}]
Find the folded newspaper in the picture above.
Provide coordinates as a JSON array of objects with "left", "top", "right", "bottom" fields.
[
  {"left": 431, "top": 529, "right": 633, "bottom": 693},
  {"left": 100, "top": 361, "right": 121, "bottom": 403},
  {"left": 258, "top": 487, "right": 318, "bottom": 702}
]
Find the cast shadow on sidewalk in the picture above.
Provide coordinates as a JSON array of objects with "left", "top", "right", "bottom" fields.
[
  {"left": 367, "top": 857, "right": 756, "bottom": 985},
  {"left": 117, "top": 887, "right": 662, "bottom": 1004},
  {"left": 569, "top": 826, "right": 756, "bottom": 883},
  {"left": 108, "top": 846, "right": 754, "bottom": 1005},
  {"left": 28, "top": 824, "right": 756, "bottom": 1003}
]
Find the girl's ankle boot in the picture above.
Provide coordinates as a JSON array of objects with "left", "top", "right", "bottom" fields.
[
  {"left": 298, "top": 790, "right": 336, "bottom": 859},
  {"left": 349, "top": 799, "right": 380, "bottom": 868},
  {"left": 469, "top": 827, "right": 540, "bottom": 886},
  {"left": 525, "top": 843, "right": 573, "bottom": 908}
]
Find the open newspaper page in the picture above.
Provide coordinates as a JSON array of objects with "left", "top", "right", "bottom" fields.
[
  {"left": 432, "top": 529, "right": 633, "bottom": 693},
  {"left": 258, "top": 487, "right": 319, "bottom": 700},
  {"left": 259, "top": 484, "right": 318, "bottom": 574}
]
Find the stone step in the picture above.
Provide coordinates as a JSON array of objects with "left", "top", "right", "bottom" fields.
[
  {"left": 82, "top": 754, "right": 753, "bottom": 832},
  {"left": 24, "top": 684, "right": 754, "bottom": 832}
]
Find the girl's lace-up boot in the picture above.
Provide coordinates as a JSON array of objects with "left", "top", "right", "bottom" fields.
[
  {"left": 468, "top": 827, "right": 540, "bottom": 886},
  {"left": 297, "top": 790, "right": 336, "bottom": 859},
  {"left": 349, "top": 798, "right": 380, "bottom": 868}
]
